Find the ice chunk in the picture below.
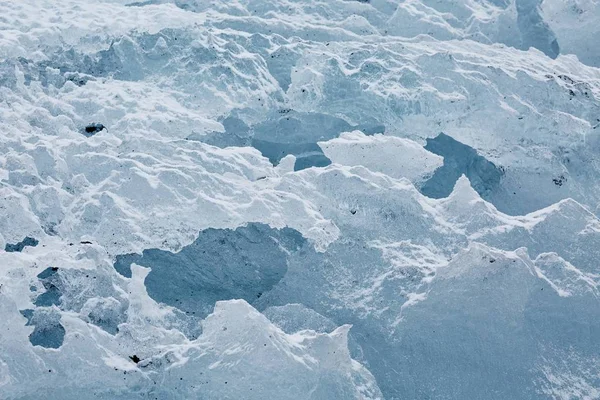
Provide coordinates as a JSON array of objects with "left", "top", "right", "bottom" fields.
[
  {"left": 319, "top": 131, "right": 443, "bottom": 183},
  {"left": 390, "top": 244, "right": 600, "bottom": 399}
]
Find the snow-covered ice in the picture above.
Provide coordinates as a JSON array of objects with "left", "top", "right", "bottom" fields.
[{"left": 1, "top": 0, "right": 599, "bottom": 399}]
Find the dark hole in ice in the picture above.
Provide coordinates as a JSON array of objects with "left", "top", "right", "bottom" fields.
[
  {"left": 129, "top": 355, "right": 141, "bottom": 363},
  {"left": 4, "top": 236, "right": 39, "bottom": 252},
  {"left": 82, "top": 123, "right": 106, "bottom": 137},
  {"left": 420, "top": 133, "right": 504, "bottom": 200},
  {"left": 113, "top": 223, "right": 306, "bottom": 318}
]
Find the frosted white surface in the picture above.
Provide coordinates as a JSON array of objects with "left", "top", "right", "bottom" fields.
[{"left": 1, "top": 0, "right": 599, "bottom": 399}]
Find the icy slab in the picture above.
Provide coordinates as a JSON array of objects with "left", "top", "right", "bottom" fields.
[
  {"left": 251, "top": 173, "right": 600, "bottom": 398},
  {"left": 2, "top": 168, "right": 599, "bottom": 399},
  {"left": 391, "top": 243, "right": 600, "bottom": 399},
  {"left": 1, "top": 296, "right": 381, "bottom": 399},
  {"left": 0, "top": 239, "right": 381, "bottom": 399},
  {"left": 542, "top": 0, "right": 600, "bottom": 67}
]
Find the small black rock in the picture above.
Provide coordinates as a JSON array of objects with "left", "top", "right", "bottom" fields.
[{"left": 553, "top": 175, "right": 566, "bottom": 187}]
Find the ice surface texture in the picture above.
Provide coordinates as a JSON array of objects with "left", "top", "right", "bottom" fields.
[{"left": 1, "top": 0, "right": 600, "bottom": 399}]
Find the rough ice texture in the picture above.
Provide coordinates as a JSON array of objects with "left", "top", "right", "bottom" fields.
[{"left": 1, "top": 0, "right": 599, "bottom": 399}]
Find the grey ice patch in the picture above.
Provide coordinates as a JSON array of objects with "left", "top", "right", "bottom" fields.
[
  {"left": 34, "top": 267, "right": 62, "bottom": 307},
  {"left": 4, "top": 236, "right": 39, "bottom": 252},
  {"left": 21, "top": 308, "right": 65, "bottom": 349},
  {"left": 203, "top": 110, "right": 385, "bottom": 171},
  {"left": 114, "top": 223, "right": 306, "bottom": 318},
  {"left": 516, "top": 0, "right": 560, "bottom": 58},
  {"left": 420, "top": 133, "right": 504, "bottom": 200}
]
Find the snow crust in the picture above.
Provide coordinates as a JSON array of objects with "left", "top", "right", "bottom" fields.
[{"left": 1, "top": 0, "right": 600, "bottom": 399}]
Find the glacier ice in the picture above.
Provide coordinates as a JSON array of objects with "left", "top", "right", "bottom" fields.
[{"left": 1, "top": 0, "right": 600, "bottom": 399}]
